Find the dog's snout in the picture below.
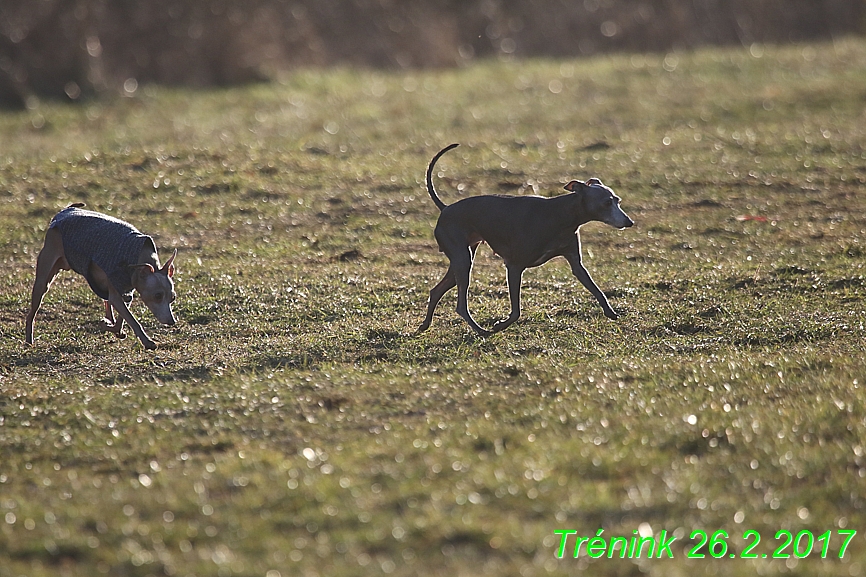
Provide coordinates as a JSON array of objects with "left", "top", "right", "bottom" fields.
[
  {"left": 148, "top": 302, "right": 177, "bottom": 326},
  {"left": 608, "top": 211, "right": 634, "bottom": 229},
  {"left": 161, "top": 308, "right": 177, "bottom": 326}
]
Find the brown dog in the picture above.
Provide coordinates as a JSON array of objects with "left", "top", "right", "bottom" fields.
[
  {"left": 418, "top": 144, "right": 633, "bottom": 336},
  {"left": 25, "top": 204, "right": 177, "bottom": 350}
]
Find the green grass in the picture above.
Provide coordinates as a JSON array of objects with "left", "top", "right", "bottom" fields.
[{"left": 1, "top": 39, "right": 866, "bottom": 577}]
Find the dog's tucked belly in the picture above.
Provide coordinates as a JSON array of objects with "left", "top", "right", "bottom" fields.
[
  {"left": 528, "top": 249, "right": 560, "bottom": 268},
  {"left": 491, "top": 239, "right": 569, "bottom": 269}
]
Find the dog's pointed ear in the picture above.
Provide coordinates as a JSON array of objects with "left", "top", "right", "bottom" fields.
[
  {"left": 160, "top": 249, "right": 177, "bottom": 278},
  {"left": 129, "top": 263, "right": 155, "bottom": 282},
  {"left": 586, "top": 177, "right": 603, "bottom": 186},
  {"left": 563, "top": 180, "right": 585, "bottom": 192}
]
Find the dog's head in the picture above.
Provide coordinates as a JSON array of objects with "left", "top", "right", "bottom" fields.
[
  {"left": 130, "top": 249, "right": 178, "bottom": 325},
  {"left": 564, "top": 178, "right": 634, "bottom": 229}
]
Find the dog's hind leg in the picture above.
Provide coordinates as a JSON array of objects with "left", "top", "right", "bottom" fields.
[
  {"left": 452, "top": 245, "right": 491, "bottom": 336},
  {"left": 492, "top": 265, "right": 524, "bottom": 332},
  {"left": 417, "top": 266, "right": 457, "bottom": 333},
  {"left": 25, "top": 229, "right": 68, "bottom": 344},
  {"left": 100, "top": 301, "right": 127, "bottom": 339}
]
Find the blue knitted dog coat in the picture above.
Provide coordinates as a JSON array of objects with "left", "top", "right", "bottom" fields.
[{"left": 49, "top": 206, "right": 157, "bottom": 302}]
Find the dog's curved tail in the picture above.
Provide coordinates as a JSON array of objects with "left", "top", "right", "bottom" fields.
[{"left": 426, "top": 143, "right": 459, "bottom": 212}]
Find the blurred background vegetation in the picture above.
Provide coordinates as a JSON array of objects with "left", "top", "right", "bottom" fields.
[{"left": 1, "top": 0, "right": 864, "bottom": 108}]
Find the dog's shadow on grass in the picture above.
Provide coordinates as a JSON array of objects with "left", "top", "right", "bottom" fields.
[
  {"left": 251, "top": 350, "right": 328, "bottom": 371},
  {"left": 10, "top": 331, "right": 89, "bottom": 361},
  {"left": 97, "top": 364, "right": 217, "bottom": 386},
  {"left": 12, "top": 346, "right": 79, "bottom": 368},
  {"left": 244, "top": 325, "right": 496, "bottom": 371},
  {"left": 357, "top": 328, "right": 410, "bottom": 362}
]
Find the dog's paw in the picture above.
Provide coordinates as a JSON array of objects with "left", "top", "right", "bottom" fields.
[
  {"left": 101, "top": 319, "right": 127, "bottom": 339},
  {"left": 604, "top": 309, "right": 619, "bottom": 320},
  {"left": 142, "top": 339, "right": 158, "bottom": 350}
]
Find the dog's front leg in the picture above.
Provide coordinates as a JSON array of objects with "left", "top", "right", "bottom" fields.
[
  {"left": 564, "top": 250, "right": 619, "bottom": 320},
  {"left": 106, "top": 291, "right": 157, "bottom": 350},
  {"left": 492, "top": 265, "right": 524, "bottom": 332}
]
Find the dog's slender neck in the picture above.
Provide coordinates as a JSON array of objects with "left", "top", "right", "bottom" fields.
[{"left": 558, "top": 191, "right": 592, "bottom": 231}]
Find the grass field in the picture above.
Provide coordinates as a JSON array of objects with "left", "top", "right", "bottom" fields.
[{"left": 1, "top": 38, "right": 865, "bottom": 577}]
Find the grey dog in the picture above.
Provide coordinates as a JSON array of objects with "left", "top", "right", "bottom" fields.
[
  {"left": 25, "top": 204, "right": 177, "bottom": 350},
  {"left": 417, "top": 143, "right": 633, "bottom": 336}
]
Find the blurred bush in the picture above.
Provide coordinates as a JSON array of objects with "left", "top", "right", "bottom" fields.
[{"left": 1, "top": 0, "right": 863, "bottom": 107}]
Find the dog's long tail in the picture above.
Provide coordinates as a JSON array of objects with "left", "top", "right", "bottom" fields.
[{"left": 426, "top": 143, "right": 459, "bottom": 212}]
